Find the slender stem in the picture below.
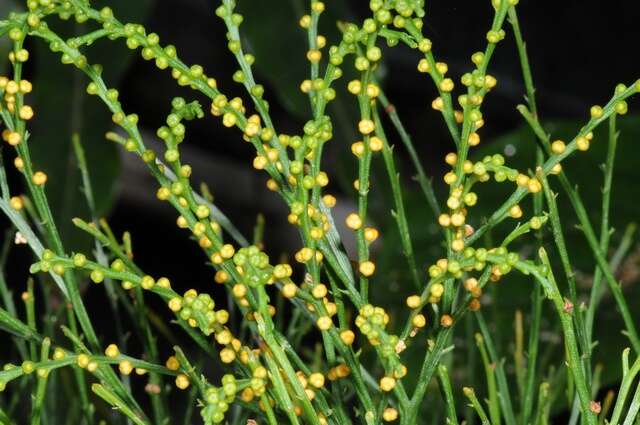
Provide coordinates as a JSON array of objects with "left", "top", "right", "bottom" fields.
[
  {"left": 5, "top": 45, "right": 106, "bottom": 425},
  {"left": 372, "top": 105, "right": 422, "bottom": 290},
  {"left": 475, "top": 313, "right": 517, "bottom": 425},
  {"left": 74, "top": 134, "right": 170, "bottom": 422},
  {"left": 30, "top": 338, "right": 50, "bottom": 425},
  {"left": 0, "top": 236, "right": 28, "bottom": 360},
  {"left": 539, "top": 163, "right": 589, "bottom": 357},
  {"left": 536, "top": 247, "right": 596, "bottom": 425},
  {"left": 522, "top": 283, "right": 543, "bottom": 425},
  {"left": 256, "top": 312, "right": 321, "bottom": 425},
  {"left": 262, "top": 352, "right": 301, "bottom": 425},
  {"left": 585, "top": 114, "right": 618, "bottom": 339},
  {"left": 508, "top": 7, "right": 538, "bottom": 116},
  {"left": 518, "top": 105, "right": 640, "bottom": 354},
  {"left": 91, "top": 384, "right": 147, "bottom": 425},
  {"left": 533, "top": 382, "right": 551, "bottom": 425},
  {"left": 24, "top": 279, "right": 36, "bottom": 361},
  {"left": 468, "top": 81, "right": 639, "bottom": 247},
  {"left": 475, "top": 332, "right": 500, "bottom": 425},
  {"left": 377, "top": 90, "right": 441, "bottom": 218},
  {"left": 609, "top": 349, "right": 640, "bottom": 425},
  {"left": 354, "top": 63, "right": 376, "bottom": 302},
  {"left": 406, "top": 329, "right": 452, "bottom": 423},
  {"left": 622, "top": 382, "right": 640, "bottom": 425},
  {"left": 463, "top": 387, "right": 491, "bottom": 425},
  {"left": 437, "top": 365, "right": 460, "bottom": 425}
]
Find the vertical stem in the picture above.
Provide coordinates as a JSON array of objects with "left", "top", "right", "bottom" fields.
[
  {"left": 476, "top": 332, "right": 501, "bottom": 425},
  {"left": 377, "top": 90, "right": 441, "bottom": 219},
  {"left": 585, "top": 114, "right": 617, "bottom": 339},
  {"left": 405, "top": 329, "right": 452, "bottom": 424},
  {"left": 538, "top": 165, "right": 589, "bottom": 358},
  {"left": 508, "top": 7, "right": 538, "bottom": 116},
  {"left": 437, "top": 365, "right": 460, "bottom": 425},
  {"left": 372, "top": 105, "right": 421, "bottom": 290},
  {"left": 475, "top": 312, "right": 517, "bottom": 425},
  {"left": 463, "top": 387, "right": 491, "bottom": 425},
  {"left": 522, "top": 283, "right": 543, "bottom": 425},
  {"left": 9, "top": 32, "right": 101, "bottom": 353},
  {"left": 536, "top": 247, "right": 596, "bottom": 425},
  {"left": 24, "top": 279, "right": 37, "bottom": 361},
  {"left": 30, "top": 337, "right": 50, "bottom": 425},
  {"left": 514, "top": 310, "right": 525, "bottom": 400}
]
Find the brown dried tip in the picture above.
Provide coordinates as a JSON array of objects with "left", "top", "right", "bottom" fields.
[
  {"left": 469, "top": 299, "right": 481, "bottom": 311},
  {"left": 247, "top": 420, "right": 258, "bottom": 425},
  {"left": 440, "top": 314, "right": 454, "bottom": 327},
  {"left": 563, "top": 300, "right": 574, "bottom": 314},
  {"left": 145, "top": 383, "right": 161, "bottom": 395},
  {"left": 589, "top": 400, "right": 601, "bottom": 414},
  {"left": 464, "top": 224, "right": 475, "bottom": 237}
]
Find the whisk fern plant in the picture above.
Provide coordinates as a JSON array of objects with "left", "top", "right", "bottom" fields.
[{"left": 0, "top": 0, "right": 639, "bottom": 424}]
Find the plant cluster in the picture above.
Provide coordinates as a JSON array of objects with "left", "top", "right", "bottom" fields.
[{"left": 0, "top": 0, "right": 639, "bottom": 424}]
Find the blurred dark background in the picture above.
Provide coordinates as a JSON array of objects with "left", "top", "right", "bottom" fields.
[{"left": 2, "top": 0, "right": 640, "bottom": 422}]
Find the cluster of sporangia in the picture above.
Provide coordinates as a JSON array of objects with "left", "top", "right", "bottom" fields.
[{"left": 4, "top": 0, "right": 634, "bottom": 423}]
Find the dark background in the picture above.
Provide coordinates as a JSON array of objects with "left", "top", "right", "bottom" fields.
[{"left": 2, "top": 0, "right": 640, "bottom": 422}]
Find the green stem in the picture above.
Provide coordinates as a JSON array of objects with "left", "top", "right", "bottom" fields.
[
  {"left": 533, "top": 382, "right": 551, "bottom": 425},
  {"left": 405, "top": 328, "right": 452, "bottom": 423},
  {"left": 74, "top": 134, "right": 169, "bottom": 422},
  {"left": 468, "top": 81, "right": 639, "bottom": 247},
  {"left": 522, "top": 284, "right": 543, "bottom": 425},
  {"left": 256, "top": 313, "right": 321, "bottom": 425},
  {"left": 24, "top": 279, "right": 37, "bottom": 361},
  {"left": 539, "top": 163, "right": 589, "bottom": 359},
  {"left": 262, "top": 352, "right": 301, "bottom": 425},
  {"left": 463, "top": 387, "right": 491, "bottom": 425},
  {"left": 508, "top": 7, "right": 537, "bottom": 116},
  {"left": 475, "top": 313, "right": 517, "bottom": 425},
  {"left": 518, "top": 105, "right": 640, "bottom": 354},
  {"left": 609, "top": 349, "right": 640, "bottom": 425},
  {"left": 475, "top": 333, "right": 500, "bottom": 425},
  {"left": 585, "top": 114, "right": 618, "bottom": 340},
  {"left": 622, "top": 381, "right": 640, "bottom": 425},
  {"left": 372, "top": 105, "right": 421, "bottom": 290},
  {"left": 377, "top": 90, "right": 441, "bottom": 218},
  {"left": 91, "top": 384, "right": 147, "bottom": 425},
  {"left": 354, "top": 63, "right": 375, "bottom": 302},
  {"left": 30, "top": 338, "right": 50, "bottom": 425},
  {"left": 6, "top": 40, "right": 103, "bottom": 404},
  {"left": 437, "top": 365, "right": 460, "bottom": 425},
  {"left": 536, "top": 247, "right": 596, "bottom": 425}
]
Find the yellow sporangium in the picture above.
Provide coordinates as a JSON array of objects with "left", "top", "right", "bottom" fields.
[
  {"left": 551, "top": 139, "right": 566, "bottom": 154},
  {"left": 9, "top": 196, "right": 23, "bottom": 210},
  {"left": 175, "top": 374, "right": 190, "bottom": 389},
  {"left": 359, "top": 261, "right": 376, "bottom": 277},
  {"left": 118, "top": 360, "right": 134, "bottom": 375},
  {"left": 379, "top": 376, "right": 396, "bottom": 392},
  {"left": 364, "top": 227, "right": 379, "bottom": 242},
  {"left": 105, "top": 344, "right": 120, "bottom": 358},
  {"left": 345, "top": 213, "right": 363, "bottom": 230},
  {"left": 383, "top": 407, "right": 398, "bottom": 422},
  {"left": 32, "top": 171, "right": 47, "bottom": 186},
  {"left": 316, "top": 316, "right": 333, "bottom": 330},
  {"left": 358, "top": 119, "right": 375, "bottom": 135}
]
